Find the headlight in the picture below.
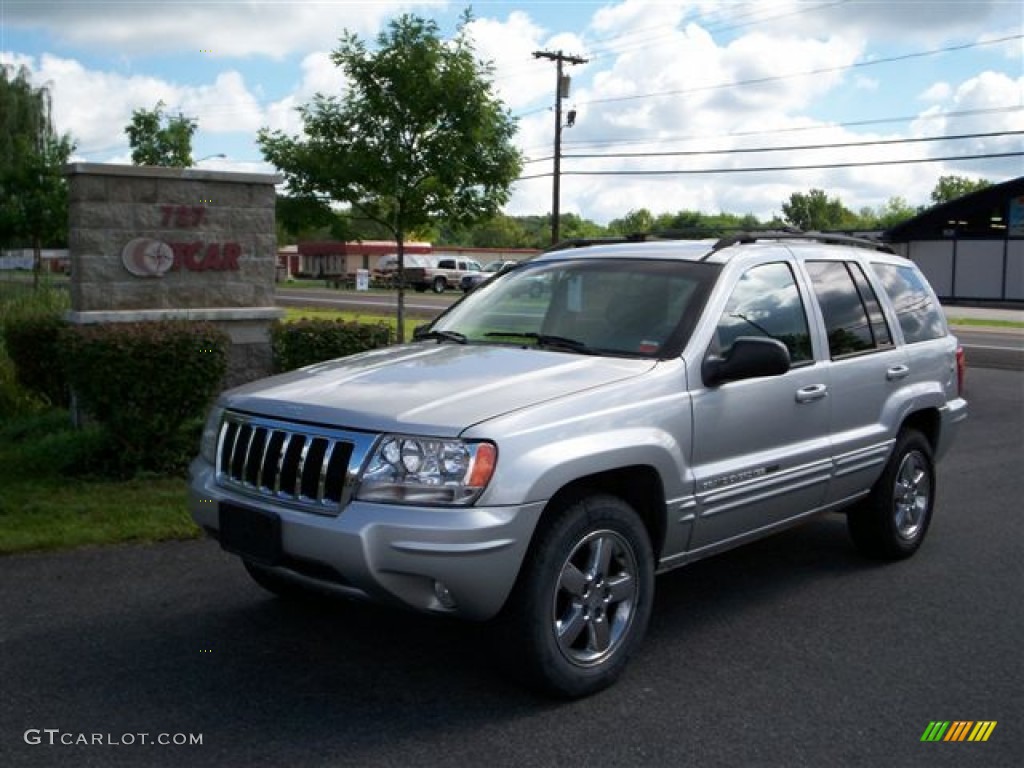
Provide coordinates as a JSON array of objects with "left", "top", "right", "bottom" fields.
[
  {"left": 199, "top": 405, "right": 225, "bottom": 464},
  {"left": 356, "top": 436, "right": 497, "bottom": 505}
]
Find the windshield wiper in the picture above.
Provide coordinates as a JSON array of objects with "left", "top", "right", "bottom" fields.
[
  {"left": 485, "top": 331, "right": 596, "bottom": 355},
  {"left": 417, "top": 329, "right": 467, "bottom": 344}
]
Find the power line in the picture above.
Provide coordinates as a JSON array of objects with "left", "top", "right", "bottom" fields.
[
  {"left": 559, "top": 130, "right": 1024, "bottom": 161},
  {"left": 522, "top": 119, "right": 1024, "bottom": 165},
  {"left": 513, "top": 151, "right": 1023, "bottom": 180},
  {"left": 576, "top": 33, "right": 1022, "bottom": 109},
  {"left": 558, "top": 106, "right": 1024, "bottom": 152},
  {"left": 584, "top": 0, "right": 850, "bottom": 62}
]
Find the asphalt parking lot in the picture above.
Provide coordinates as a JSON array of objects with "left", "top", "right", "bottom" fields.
[{"left": 0, "top": 366, "right": 1020, "bottom": 768}]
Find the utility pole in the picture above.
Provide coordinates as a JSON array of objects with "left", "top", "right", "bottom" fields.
[{"left": 533, "top": 50, "right": 587, "bottom": 245}]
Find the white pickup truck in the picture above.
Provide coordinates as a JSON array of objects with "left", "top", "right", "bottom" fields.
[{"left": 405, "top": 256, "right": 483, "bottom": 293}]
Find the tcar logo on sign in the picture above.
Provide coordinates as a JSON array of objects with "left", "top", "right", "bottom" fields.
[
  {"left": 122, "top": 237, "right": 174, "bottom": 277},
  {"left": 920, "top": 721, "right": 997, "bottom": 742},
  {"left": 121, "top": 238, "right": 242, "bottom": 277}
]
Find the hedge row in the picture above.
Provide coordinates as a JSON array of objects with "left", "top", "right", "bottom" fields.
[
  {"left": 2, "top": 313, "right": 394, "bottom": 476},
  {"left": 271, "top": 318, "right": 392, "bottom": 372},
  {"left": 63, "top": 321, "right": 230, "bottom": 474}
]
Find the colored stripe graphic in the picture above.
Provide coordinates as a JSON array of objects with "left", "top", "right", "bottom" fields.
[
  {"left": 944, "top": 721, "right": 973, "bottom": 741},
  {"left": 920, "top": 721, "right": 997, "bottom": 742},
  {"left": 968, "top": 722, "right": 997, "bottom": 742}
]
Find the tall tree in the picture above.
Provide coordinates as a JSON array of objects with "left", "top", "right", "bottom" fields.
[
  {"left": 257, "top": 12, "right": 522, "bottom": 340},
  {"left": 0, "top": 64, "right": 76, "bottom": 286},
  {"left": 125, "top": 101, "right": 196, "bottom": 167},
  {"left": 930, "top": 175, "right": 991, "bottom": 205},
  {"left": 608, "top": 208, "right": 655, "bottom": 235},
  {"left": 781, "top": 189, "right": 855, "bottom": 231},
  {"left": 872, "top": 196, "right": 920, "bottom": 229}
]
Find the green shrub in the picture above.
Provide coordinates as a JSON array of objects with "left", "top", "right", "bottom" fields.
[
  {"left": 2, "top": 312, "right": 70, "bottom": 407},
  {"left": 62, "top": 321, "right": 230, "bottom": 475},
  {"left": 271, "top": 318, "right": 392, "bottom": 372},
  {"left": 0, "top": 285, "right": 70, "bottom": 412},
  {"left": 0, "top": 357, "right": 40, "bottom": 420}
]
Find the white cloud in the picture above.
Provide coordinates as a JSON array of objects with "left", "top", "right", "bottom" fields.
[
  {"left": 708, "top": 0, "right": 1017, "bottom": 43},
  {"left": 7, "top": 53, "right": 274, "bottom": 156},
  {"left": 4, "top": 0, "right": 448, "bottom": 59},
  {"left": 919, "top": 82, "right": 953, "bottom": 102}
]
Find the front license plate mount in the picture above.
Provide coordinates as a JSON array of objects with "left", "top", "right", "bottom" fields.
[{"left": 219, "top": 502, "right": 282, "bottom": 566}]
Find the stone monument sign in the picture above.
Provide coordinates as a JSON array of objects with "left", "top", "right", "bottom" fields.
[{"left": 64, "top": 163, "right": 283, "bottom": 387}]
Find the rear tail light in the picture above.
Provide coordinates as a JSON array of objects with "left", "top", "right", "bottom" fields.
[{"left": 955, "top": 346, "right": 966, "bottom": 397}]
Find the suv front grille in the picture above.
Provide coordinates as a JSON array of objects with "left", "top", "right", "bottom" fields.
[{"left": 216, "top": 413, "right": 360, "bottom": 513}]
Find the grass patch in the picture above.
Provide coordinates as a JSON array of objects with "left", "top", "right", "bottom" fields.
[
  {"left": 947, "top": 317, "right": 1024, "bottom": 329},
  {"left": 0, "top": 475, "right": 196, "bottom": 555},
  {"left": 0, "top": 410, "right": 199, "bottom": 555}
]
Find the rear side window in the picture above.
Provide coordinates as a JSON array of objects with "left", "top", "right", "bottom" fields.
[
  {"left": 805, "top": 261, "right": 893, "bottom": 357},
  {"left": 870, "top": 263, "right": 946, "bottom": 343}
]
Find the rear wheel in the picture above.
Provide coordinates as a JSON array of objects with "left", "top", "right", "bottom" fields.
[
  {"left": 847, "top": 429, "right": 935, "bottom": 560},
  {"left": 499, "top": 493, "right": 654, "bottom": 698},
  {"left": 432, "top": 276, "right": 446, "bottom": 293}
]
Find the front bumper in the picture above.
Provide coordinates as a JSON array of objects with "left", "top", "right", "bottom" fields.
[{"left": 189, "top": 458, "right": 543, "bottom": 621}]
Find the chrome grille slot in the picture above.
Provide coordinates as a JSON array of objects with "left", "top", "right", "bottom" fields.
[{"left": 215, "top": 413, "right": 360, "bottom": 514}]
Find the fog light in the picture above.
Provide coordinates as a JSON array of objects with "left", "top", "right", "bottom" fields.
[{"left": 433, "top": 580, "right": 457, "bottom": 610}]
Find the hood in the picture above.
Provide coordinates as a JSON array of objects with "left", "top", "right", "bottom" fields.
[{"left": 222, "top": 343, "right": 656, "bottom": 436}]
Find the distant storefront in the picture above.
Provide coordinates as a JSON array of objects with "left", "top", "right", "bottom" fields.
[
  {"left": 885, "top": 176, "right": 1024, "bottom": 303},
  {"left": 281, "top": 241, "right": 541, "bottom": 279},
  {"left": 0, "top": 249, "right": 70, "bottom": 272}
]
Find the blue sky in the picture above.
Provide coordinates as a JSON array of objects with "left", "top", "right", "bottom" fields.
[{"left": 2, "top": 0, "right": 1022, "bottom": 223}]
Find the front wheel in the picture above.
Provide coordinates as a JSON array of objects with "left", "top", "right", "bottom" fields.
[
  {"left": 847, "top": 429, "right": 936, "bottom": 560},
  {"left": 499, "top": 493, "right": 654, "bottom": 698}
]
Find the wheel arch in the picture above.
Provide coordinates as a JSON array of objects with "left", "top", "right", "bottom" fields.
[
  {"left": 900, "top": 408, "right": 941, "bottom": 452},
  {"left": 537, "top": 466, "right": 667, "bottom": 562}
]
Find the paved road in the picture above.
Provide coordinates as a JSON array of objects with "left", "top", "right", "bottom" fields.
[
  {"left": 276, "top": 287, "right": 454, "bottom": 319},
  {"left": 1, "top": 368, "right": 1020, "bottom": 767},
  {"left": 953, "top": 328, "right": 1024, "bottom": 371}
]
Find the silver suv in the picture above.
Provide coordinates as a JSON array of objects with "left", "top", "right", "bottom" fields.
[{"left": 190, "top": 233, "right": 967, "bottom": 697}]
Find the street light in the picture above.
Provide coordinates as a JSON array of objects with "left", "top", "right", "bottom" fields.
[{"left": 196, "top": 153, "right": 226, "bottom": 163}]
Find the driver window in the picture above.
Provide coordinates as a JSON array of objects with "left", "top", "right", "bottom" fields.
[{"left": 714, "top": 262, "right": 813, "bottom": 364}]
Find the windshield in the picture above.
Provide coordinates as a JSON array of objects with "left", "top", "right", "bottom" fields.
[{"left": 425, "top": 258, "right": 718, "bottom": 358}]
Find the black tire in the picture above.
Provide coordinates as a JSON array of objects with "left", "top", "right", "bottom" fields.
[
  {"left": 432, "top": 276, "right": 446, "bottom": 293},
  {"left": 499, "top": 493, "right": 655, "bottom": 698},
  {"left": 847, "top": 429, "right": 936, "bottom": 560},
  {"left": 243, "top": 560, "right": 317, "bottom": 601}
]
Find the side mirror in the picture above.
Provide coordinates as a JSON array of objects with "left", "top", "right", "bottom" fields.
[
  {"left": 412, "top": 324, "right": 430, "bottom": 341},
  {"left": 702, "top": 336, "right": 791, "bottom": 387}
]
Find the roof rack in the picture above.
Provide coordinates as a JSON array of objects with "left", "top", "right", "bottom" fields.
[
  {"left": 710, "top": 231, "right": 896, "bottom": 255},
  {"left": 544, "top": 233, "right": 651, "bottom": 252}
]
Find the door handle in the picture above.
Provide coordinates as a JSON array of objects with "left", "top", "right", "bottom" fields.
[
  {"left": 886, "top": 365, "right": 910, "bottom": 381},
  {"left": 795, "top": 384, "right": 828, "bottom": 403}
]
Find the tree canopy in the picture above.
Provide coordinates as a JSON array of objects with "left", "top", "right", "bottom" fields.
[
  {"left": 781, "top": 189, "right": 858, "bottom": 231},
  {"left": 124, "top": 101, "right": 197, "bottom": 167},
  {"left": 930, "top": 175, "right": 991, "bottom": 205},
  {"left": 258, "top": 11, "right": 522, "bottom": 339},
  {"left": 0, "top": 64, "right": 76, "bottom": 279}
]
